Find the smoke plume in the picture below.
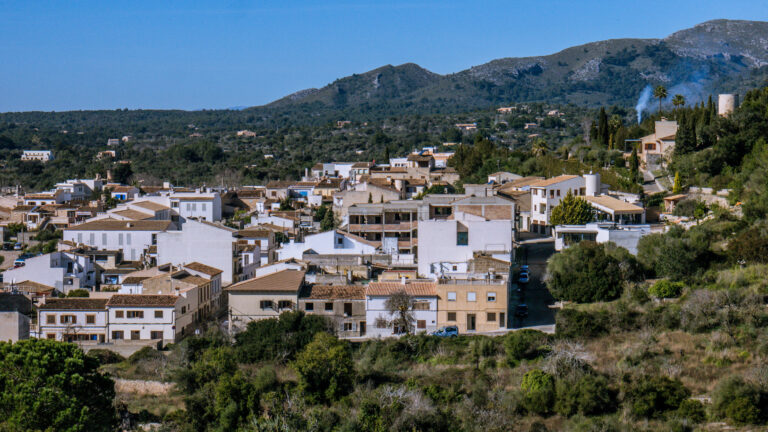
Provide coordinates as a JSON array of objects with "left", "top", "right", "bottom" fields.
[{"left": 635, "top": 85, "right": 652, "bottom": 123}]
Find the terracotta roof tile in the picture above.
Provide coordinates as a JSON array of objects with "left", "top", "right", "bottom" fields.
[
  {"left": 184, "top": 262, "right": 223, "bottom": 276},
  {"left": 366, "top": 281, "right": 437, "bottom": 296},
  {"left": 106, "top": 294, "right": 179, "bottom": 307},
  {"left": 66, "top": 218, "right": 174, "bottom": 231},
  {"left": 302, "top": 285, "right": 366, "bottom": 300},
  {"left": 530, "top": 175, "right": 580, "bottom": 188},
  {"left": 40, "top": 298, "right": 108, "bottom": 310},
  {"left": 226, "top": 269, "right": 305, "bottom": 293}
]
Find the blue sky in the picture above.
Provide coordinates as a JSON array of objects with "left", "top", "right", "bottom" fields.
[{"left": 1, "top": 0, "right": 767, "bottom": 112}]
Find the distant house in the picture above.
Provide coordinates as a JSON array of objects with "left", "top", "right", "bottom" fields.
[
  {"left": 497, "top": 107, "right": 514, "bottom": 113},
  {"left": 107, "top": 294, "right": 188, "bottom": 342},
  {"left": 299, "top": 284, "right": 367, "bottom": 338},
  {"left": 226, "top": 269, "right": 306, "bottom": 332},
  {"left": 277, "top": 230, "right": 378, "bottom": 261},
  {"left": 236, "top": 130, "right": 257, "bottom": 137},
  {"left": 2, "top": 251, "right": 97, "bottom": 293},
  {"left": 107, "top": 138, "right": 120, "bottom": 146},
  {"left": 553, "top": 223, "right": 651, "bottom": 255},
  {"left": 488, "top": 172, "right": 522, "bottom": 184},
  {"left": 96, "top": 150, "right": 116, "bottom": 160},
  {"left": 639, "top": 120, "right": 678, "bottom": 168},
  {"left": 0, "top": 294, "right": 32, "bottom": 342},
  {"left": 436, "top": 279, "right": 508, "bottom": 333},
  {"left": 21, "top": 150, "right": 54, "bottom": 162},
  {"left": 455, "top": 123, "right": 477, "bottom": 131},
  {"left": 366, "top": 280, "right": 438, "bottom": 336},
  {"left": 38, "top": 298, "right": 109, "bottom": 342},
  {"left": 107, "top": 185, "right": 139, "bottom": 201}
]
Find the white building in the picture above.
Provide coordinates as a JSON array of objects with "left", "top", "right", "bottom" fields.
[
  {"left": 530, "top": 174, "right": 588, "bottom": 235},
  {"left": 38, "top": 298, "right": 109, "bottom": 342},
  {"left": 277, "top": 230, "right": 378, "bottom": 261},
  {"left": 553, "top": 223, "right": 652, "bottom": 255},
  {"left": 156, "top": 219, "right": 258, "bottom": 285},
  {"left": 128, "top": 190, "right": 223, "bottom": 222},
  {"left": 106, "top": 294, "right": 185, "bottom": 342},
  {"left": 417, "top": 219, "right": 513, "bottom": 279},
  {"left": 3, "top": 251, "right": 97, "bottom": 293},
  {"left": 365, "top": 281, "right": 438, "bottom": 337},
  {"left": 63, "top": 219, "right": 175, "bottom": 262},
  {"left": 21, "top": 150, "right": 54, "bottom": 162}
]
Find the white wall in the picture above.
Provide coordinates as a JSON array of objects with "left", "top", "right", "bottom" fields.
[
  {"left": 64, "top": 228, "right": 157, "bottom": 262},
  {"left": 417, "top": 219, "right": 513, "bottom": 278},
  {"left": 38, "top": 309, "right": 108, "bottom": 341},
  {"left": 3, "top": 252, "right": 95, "bottom": 291},
  {"left": 277, "top": 230, "right": 377, "bottom": 261},
  {"left": 157, "top": 220, "right": 236, "bottom": 284},
  {"left": 107, "top": 306, "right": 176, "bottom": 340},
  {"left": 365, "top": 295, "right": 438, "bottom": 337},
  {"left": 531, "top": 177, "right": 586, "bottom": 230}
]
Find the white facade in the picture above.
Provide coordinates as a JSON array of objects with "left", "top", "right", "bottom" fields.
[
  {"left": 553, "top": 223, "right": 652, "bottom": 255},
  {"left": 21, "top": 150, "right": 54, "bottom": 162},
  {"left": 417, "top": 219, "right": 513, "bottom": 278},
  {"left": 3, "top": 252, "right": 96, "bottom": 292},
  {"left": 530, "top": 176, "right": 586, "bottom": 234},
  {"left": 136, "top": 191, "right": 222, "bottom": 222},
  {"left": 277, "top": 230, "right": 377, "bottom": 261},
  {"left": 366, "top": 294, "right": 438, "bottom": 337},
  {"left": 64, "top": 220, "right": 172, "bottom": 262},
  {"left": 107, "top": 305, "right": 178, "bottom": 341},
  {"left": 156, "top": 219, "right": 247, "bottom": 285},
  {"left": 38, "top": 304, "right": 108, "bottom": 342}
]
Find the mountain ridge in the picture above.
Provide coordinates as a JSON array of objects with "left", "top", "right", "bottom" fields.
[{"left": 256, "top": 19, "right": 768, "bottom": 120}]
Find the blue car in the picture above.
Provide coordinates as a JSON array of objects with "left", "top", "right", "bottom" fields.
[
  {"left": 432, "top": 326, "right": 459, "bottom": 337},
  {"left": 518, "top": 271, "right": 530, "bottom": 284}
]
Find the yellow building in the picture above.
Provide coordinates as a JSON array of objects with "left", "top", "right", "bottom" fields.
[{"left": 436, "top": 279, "right": 508, "bottom": 333}]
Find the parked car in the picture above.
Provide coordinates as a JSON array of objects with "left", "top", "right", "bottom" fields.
[
  {"left": 432, "top": 326, "right": 459, "bottom": 338},
  {"left": 520, "top": 264, "right": 529, "bottom": 271},
  {"left": 518, "top": 271, "right": 530, "bottom": 284},
  {"left": 13, "top": 243, "right": 22, "bottom": 250},
  {"left": 514, "top": 304, "right": 529, "bottom": 318},
  {"left": 2, "top": 242, "right": 14, "bottom": 251}
]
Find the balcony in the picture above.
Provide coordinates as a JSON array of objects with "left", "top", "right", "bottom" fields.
[{"left": 347, "top": 221, "right": 417, "bottom": 232}]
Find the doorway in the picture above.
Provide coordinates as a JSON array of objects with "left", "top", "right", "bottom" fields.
[{"left": 467, "top": 314, "right": 476, "bottom": 331}]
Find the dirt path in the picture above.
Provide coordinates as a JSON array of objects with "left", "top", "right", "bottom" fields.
[{"left": 114, "top": 379, "right": 174, "bottom": 396}]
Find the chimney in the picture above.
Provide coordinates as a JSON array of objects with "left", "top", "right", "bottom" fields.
[{"left": 126, "top": 222, "right": 133, "bottom": 228}]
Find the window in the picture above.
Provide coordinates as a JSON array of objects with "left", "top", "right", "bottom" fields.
[
  {"left": 467, "top": 292, "right": 477, "bottom": 302},
  {"left": 260, "top": 300, "right": 273, "bottom": 310},
  {"left": 86, "top": 315, "right": 95, "bottom": 324},
  {"left": 487, "top": 292, "right": 497, "bottom": 302},
  {"left": 115, "top": 310, "right": 124, "bottom": 318},
  {"left": 77, "top": 233, "right": 83, "bottom": 243},
  {"left": 191, "top": 203, "right": 197, "bottom": 211},
  {"left": 154, "top": 310, "right": 163, "bottom": 318},
  {"left": 89, "top": 233, "right": 95, "bottom": 244},
  {"left": 126, "top": 234, "right": 131, "bottom": 245},
  {"left": 556, "top": 189, "right": 561, "bottom": 197},
  {"left": 131, "top": 330, "right": 140, "bottom": 340},
  {"left": 487, "top": 312, "right": 497, "bottom": 322},
  {"left": 456, "top": 231, "right": 468, "bottom": 246},
  {"left": 336, "top": 237, "right": 343, "bottom": 245},
  {"left": 343, "top": 322, "right": 354, "bottom": 331},
  {"left": 151, "top": 331, "right": 163, "bottom": 339},
  {"left": 447, "top": 312, "right": 457, "bottom": 321},
  {"left": 344, "top": 303, "right": 352, "bottom": 316},
  {"left": 112, "top": 331, "right": 124, "bottom": 340},
  {"left": 202, "top": 203, "right": 207, "bottom": 212},
  {"left": 60, "top": 315, "right": 76, "bottom": 324},
  {"left": 324, "top": 302, "right": 334, "bottom": 311},
  {"left": 102, "top": 233, "right": 107, "bottom": 245},
  {"left": 305, "top": 302, "right": 314, "bottom": 311},
  {"left": 278, "top": 300, "right": 292, "bottom": 310},
  {"left": 46, "top": 315, "right": 55, "bottom": 324},
  {"left": 452, "top": 265, "right": 458, "bottom": 271},
  {"left": 417, "top": 320, "right": 426, "bottom": 329},
  {"left": 118, "top": 233, "right": 123, "bottom": 246},
  {"left": 172, "top": 201, "right": 179, "bottom": 208},
  {"left": 126, "top": 310, "right": 144, "bottom": 319},
  {"left": 549, "top": 190, "right": 554, "bottom": 198},
  {"left": 540, "top": 204, "right": 547, "bottom": 214},
  {"left": 447, "top": 292, "right": 457, "bottom": 301},
  {"left": 181, "top": 306, "right": 187, "bottom": 314},
  {"left": 412, "top": 301, "right": 429, "bottom": 310},
  {"left": 376, "top": 320, "right": 387, "bottom": 329},
  {"left": 46, "top": 333, "right": 56, "bottom": 340}
]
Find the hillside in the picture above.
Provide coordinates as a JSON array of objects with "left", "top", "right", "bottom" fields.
[{"left": 259, "top": 19, "right": 768, "bottom": 121}]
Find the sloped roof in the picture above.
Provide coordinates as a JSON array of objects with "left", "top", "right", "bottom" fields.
[
  {"left": 122, "top": 276, "right": 150, "bottom": 285},
  {"left": 226, "top": 269, "right": 305, "bottom": 293},
  {"left": 66, "top": 218, "right": 173, "bottom": 231},
  {"left": 530, "top": 175, "right": 580, "bottom": 188},
  {"left": 583, "top": 195, "right": 644, "bottom": 214},
  {"left": 14, "top": 280, "right": 55, "bottom": 293},
  {"left": 39, "top": 298, "right": 108, "bottom": 310},
  {"left": 302, "top": 285, "right": 366, "bottom": 300},
  {"left": 113, "top": 209, "right": 154, "bottom": 220},
  {"left": 366, "top": 281, "right": 437, "bottom": 297},
  {"left": 107, "top": 294, "right": 179, "bottom": 307},
  {"left": 184, "top": 262, "right": 223, "bottom": 276},
  {"left": 266, "top": 180, "right": 294, "bottom": 189},
  {"left": 132, "top": 201, "right": 170, "bottom": 211}
]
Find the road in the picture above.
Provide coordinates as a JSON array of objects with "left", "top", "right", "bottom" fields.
[{"left": 510, "top": 239, "right": 556, "bottom": 329}]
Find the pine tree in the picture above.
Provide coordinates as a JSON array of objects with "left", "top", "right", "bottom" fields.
[
  {"left": 550, "top": 191, "right": 594, "bottom": 225},
  {"left": 321, "top": 208, "right": 336, "bottom": 231},
  {"left": 597, "top": 107, "right": 609, "bottom": 147},
  {"left": 367, "top": 192, "right": 373, "bottom": 203},
  {"left": 629, "top": 147, "right": 639, "bottom": 182}
]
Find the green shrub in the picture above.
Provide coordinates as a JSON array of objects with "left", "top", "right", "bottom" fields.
[
  {"left": 234, "top": 311, "right": 331, "bottom": 363},
  {"left": 555, "top": 308, "right": 610, "bottom": 339},
  {"left": 521, "top": 369, "right": 555, "bottom": 415},
  {"left": 649, "top": 279, "right": 684, "bottom": 299},
  {"left": 712, "top": 376, "right": 766, "bottom": 425},
  {"left": 504, "top": 329, "right": 550, "bottom": 365},
  {"left": 66, "top": 288, "right": 90, "bottom": 298},
  {"left": 87, "top": 349, "right": 125, "bottom": 365},
  {"left": 127, "top": 346, "right": 165, "bottom": 364},
  {"left": 675, "top": 399, "right": 707, "bottom": 424},
  {"left": 555, "top": 374, "right": 616, "bottom": 417},
  {"left": 292, "top": 333, "right": 354, "bottom": 403},
  {"left": 624, "top": 375, "right": 690, "bottom": 419}
]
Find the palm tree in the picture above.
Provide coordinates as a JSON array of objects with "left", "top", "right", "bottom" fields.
[
  {"left": 672, "top": 94, "right": 686, "bottom": 110},
  {"left": 531, "top": 138, "right": 549, "bottom": 157},
  {"left": 653, "top": 85, "right": 668, "bottom": 114}
]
